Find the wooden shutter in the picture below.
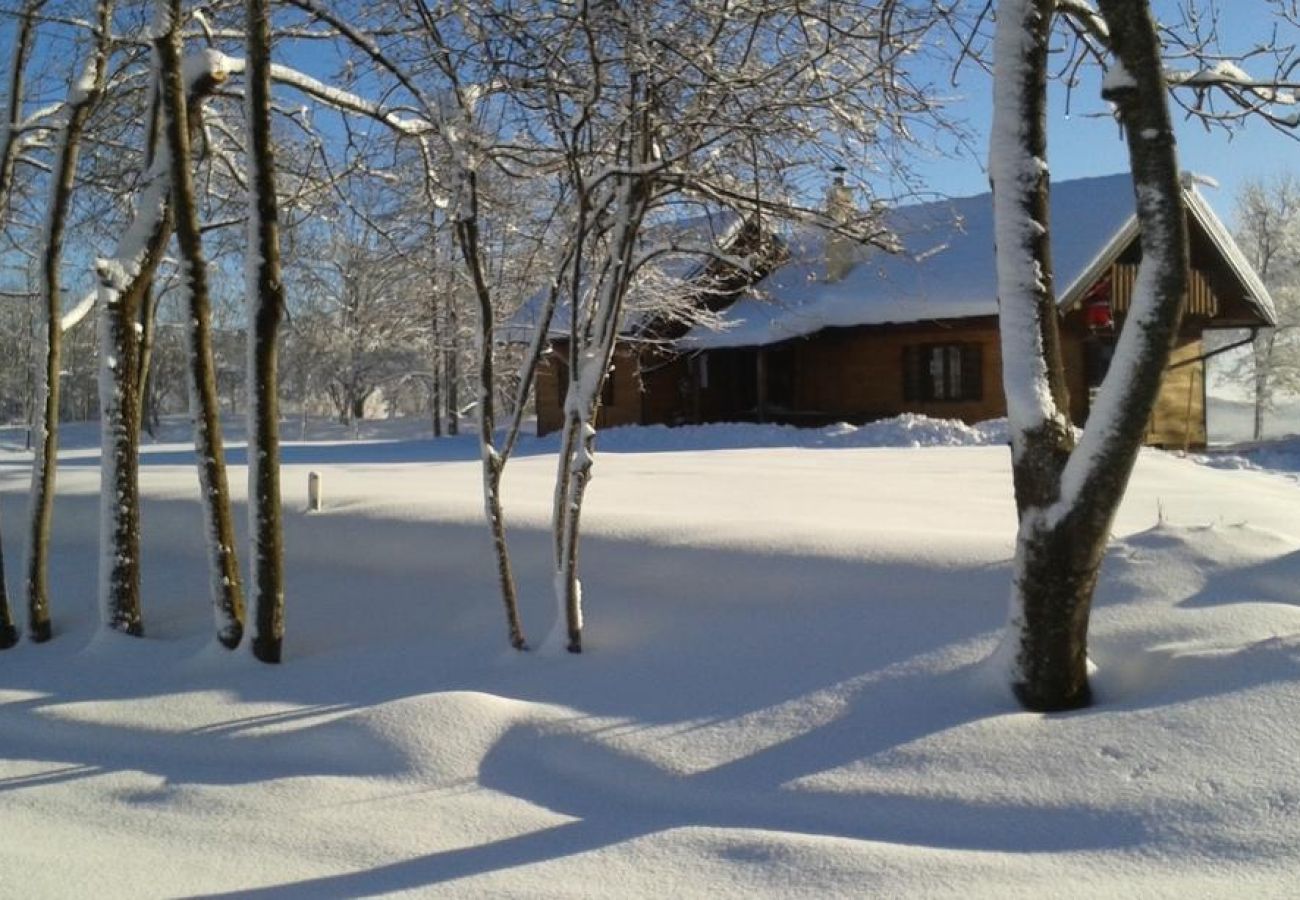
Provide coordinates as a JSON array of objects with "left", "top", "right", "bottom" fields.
[
  {"left": 961, "top": 343, "right": 983, "bottom": 401},
  {"left": 902, "top": 345, "right": 919, "bottom": 402}
]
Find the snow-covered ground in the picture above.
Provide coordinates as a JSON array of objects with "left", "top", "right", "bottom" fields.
[{"left": 1, "top": 415, "right": 1299, "bottom": 897}]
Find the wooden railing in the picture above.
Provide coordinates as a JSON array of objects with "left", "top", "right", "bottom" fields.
[{"left": 1109, "top": 263, "right": 1217, "bottom": 317}]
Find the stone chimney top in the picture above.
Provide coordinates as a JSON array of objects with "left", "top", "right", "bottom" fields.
[{"left": 825, "top": 167, "right": 858, "bottom": 281}]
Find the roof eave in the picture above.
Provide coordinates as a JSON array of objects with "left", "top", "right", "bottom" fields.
[
  {"left": 1183, "top": 186, "right": 1278, "bottom": 326},
  {"left": 1056, "top": 215, "right": 1141, "bottom": 313}
]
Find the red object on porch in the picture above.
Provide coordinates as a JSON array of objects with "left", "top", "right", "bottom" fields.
[{"left": 1083, "top": 275, "right": 1113, "bottom": 331}]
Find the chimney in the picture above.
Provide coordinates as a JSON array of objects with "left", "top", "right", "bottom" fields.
[{"left": 825, "top": 167, "right": 857, "bottom": 282}]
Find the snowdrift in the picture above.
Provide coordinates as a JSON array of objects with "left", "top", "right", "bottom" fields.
[{"left": 0, "top": 417, "right": 1297, "bottom": 896}]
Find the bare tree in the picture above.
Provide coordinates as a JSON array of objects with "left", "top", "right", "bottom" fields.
[
  {"left": 295, "top": 0, "right": 954, "bottom": 653},
  {"left": 245, "top": 0, "right": 287, "bottom": 663},
  {"left": 156, "top": 0, "right": 245, "bottom": 648},
  {"left": 0, "top": 0, "right": 46, "bottom": 649},
  {"left": 992, "top": 0, "right": 1188, "bottom": 711},
  {"left": 1229, "top": 176, "right": 1300, "bottom": 438},
  {"left": 28, "top": 0, "right": 113, "bottom": 641}
]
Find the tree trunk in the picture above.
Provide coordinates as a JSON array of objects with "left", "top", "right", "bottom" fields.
[
  {"left": 1253, "top": 329, "right": 1273, "bottom": 440},
  {"left": 99, "top": 262, "right": 146, "bottom": 636},
  {"left": 26, "top": 0, "right": 114, "bottom": 641},
  {"left": 995, "top": 0, "right": 1189, "bottom": 711},
  {"left": 446, "top": 295, "right": 459, "bottom": 435},
  {"left": 246, "top": 0, "right": 287, "bottom": 664},
  {"left": 555, "top": 406, "right": 597, "bottom": 653},
  {"left": 137, "top": 282, "right": 161, "bottom": 437},
  {"left": 430, "top": 293, "right": 442, "bottom": 437},
  {"left": 157, "top": 0, "right": 245, "bottom": 649},
  {"left": 455, "top": 188, "right": 528, "bottom": 650},
  {"left": 0, "top": 503, "right": 15, "bottom": 649}
]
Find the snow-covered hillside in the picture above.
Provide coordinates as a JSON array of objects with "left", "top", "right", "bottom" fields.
[{"left": 1, "top": 417, "right": 1298, "bottom": 897}]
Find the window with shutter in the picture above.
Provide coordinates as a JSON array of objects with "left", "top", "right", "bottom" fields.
[{"left": 903, "top": 342, "right": 983, "bottom": 402}]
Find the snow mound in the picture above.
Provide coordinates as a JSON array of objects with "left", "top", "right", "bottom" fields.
[
  {"left": 587, "top": 414, "right": 1010, "bottom": 453},
  {"left": 1191, "top": 433, "right": 1300, "bottom": 480}
]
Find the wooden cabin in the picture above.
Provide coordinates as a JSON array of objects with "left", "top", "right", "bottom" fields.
[{"left": 533, "top": 174, "right": 1275, "bottom": 448}]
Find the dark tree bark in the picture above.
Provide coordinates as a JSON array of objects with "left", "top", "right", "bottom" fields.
[
  {"left": 455, "top": 170, "right": 528, "bottom": 651},
  {"left": 445, "top": 296, "right": 459, "bottom": 436},
  {"left": 429, "top": 292, "right": 443, "bottom": 437},
  {"left": 137, "top": 282, "right": 161, "bottom": 437},
  {"left": 156, "top": 0, "right": 246, "bottom": 649},
  {"left": 0, "top": 0, "right": 43, "bottom": 649},
  {"left": 994, "top": 0, "right": 1188, "bottom": 711},
  {"left": 28, "top": 0, "right": 113, "bottom": 641},
  {"left": 0, "top": 505, "right": 15, "bottom": 649},
  {"left": 246, "top": 0, "right": 287, "bottom": 663}
]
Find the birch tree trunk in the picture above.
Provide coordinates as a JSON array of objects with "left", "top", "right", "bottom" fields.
[
  {"left": 156, "top": 0, "right": 245, "bottom": 649},
  {"left": 994, "top": 0, "right": 1188, "bottom": 711},
  {"left": 245, "top": 0, "right": 287, "bottom": 663},
  {"left": 28, "top": 0, "right": 113, "bottom": 641}
]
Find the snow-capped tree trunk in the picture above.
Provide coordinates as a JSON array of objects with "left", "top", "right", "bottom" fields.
[
  {"left": 0, "top": 0, "right": 40, "bottom": 216},
  {"left": 156, "top": 0, "right": 245, "bottom": 649},
  {"left": 994, "top": 0, "right": 1188, "bottom": 711},
  {"left": 95, "top": 16, "right": 237, "bottom": 639},
  {"left": 552, "top": 168, "right": 649, "bottom": 654},
  {"left": 27, "top": 0, "right": 113, "bottom": 641},
  {"left": 245, "top": 0, "right": 287, "bottom": 663}
]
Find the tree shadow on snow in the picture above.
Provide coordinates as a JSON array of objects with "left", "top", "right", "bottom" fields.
[{"left": 3, "top": 489, "right": 1165, "bottom": 898}]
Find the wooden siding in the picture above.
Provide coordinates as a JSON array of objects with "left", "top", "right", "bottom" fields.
[
  {"left": 788, "top": 320, "right": 1007, "bottom": 425},
  {"left": 534, "top": 343, "right": 643, "bottom": 435},
  {"left": 1146, "top": 337, "right": 1206, "bottom": 448}
]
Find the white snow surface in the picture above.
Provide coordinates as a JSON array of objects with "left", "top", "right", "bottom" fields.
[{"left": 2, "top": 414, "right": 1300, "bottom": 897}]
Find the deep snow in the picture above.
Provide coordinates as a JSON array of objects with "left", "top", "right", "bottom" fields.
[{"left": 1, "top": 414, "right": 1298, "bottom": 897}]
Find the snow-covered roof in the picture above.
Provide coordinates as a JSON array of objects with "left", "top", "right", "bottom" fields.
[{"left": 678, "top": 173, "right": 1275, "bottom": 350}]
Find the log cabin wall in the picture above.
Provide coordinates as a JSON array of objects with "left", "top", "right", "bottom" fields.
[
  {"left": 787, "top": 318, "right": 1007, "bottom": 425},
  {"left": 638, "top": 318, "right": 1008, "bottom": 427},
  {"left": 534, "top": 342, "right": 644, "bottom": 435}
]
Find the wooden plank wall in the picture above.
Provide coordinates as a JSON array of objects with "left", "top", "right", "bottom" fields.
[
  {"left": 534, "top": 344, "right": 644, "bottom": 435},
  {"left": 790, "top": 320, "right": 1007, "bottom": 425},
  {"left": 1146, "top": 337, "right": 1206, "bottom": 448}
]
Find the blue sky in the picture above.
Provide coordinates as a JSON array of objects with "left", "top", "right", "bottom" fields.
[{"left": 889, "top": 1, "right": 1300, "bottom": 225}]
